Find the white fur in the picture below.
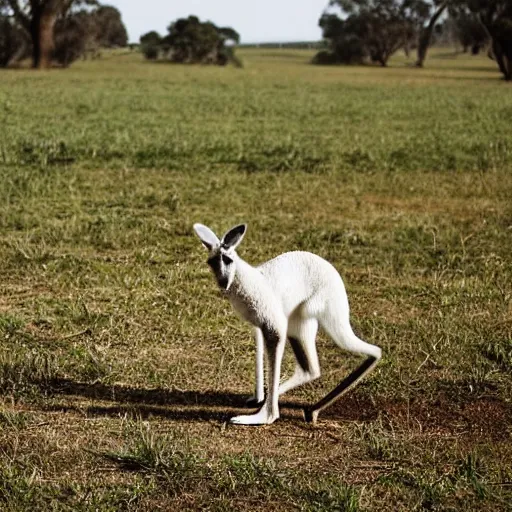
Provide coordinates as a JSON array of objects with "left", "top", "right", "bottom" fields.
[{"left": 193, "top": 223, "right": 382, "bottom": 425}]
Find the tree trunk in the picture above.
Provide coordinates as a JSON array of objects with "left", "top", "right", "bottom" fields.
[
  {"left": 31, "top": 17, "right": 41, "bottom": 68},
  {"left": 31, "top": 10, "right": 57, "bottom": 69},
  {"left": 7, "top": 0, "right": 67, "bottom": 69},
  {"left": 478, "top": 13, "right": 512, "bottom": 82},
  {"left": 492, "top": 39, "right": 512, "bottom": 81},
  {"left": 416, "top": 2, "right": 448, "bottom": 68}
]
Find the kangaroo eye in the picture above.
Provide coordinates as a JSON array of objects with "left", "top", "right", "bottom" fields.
[
  {"left": 221, "top": 254, "right": 233, "bottom": 265},
  {"left": 207, "top": 255, "right": 219, "bottom": 268}
]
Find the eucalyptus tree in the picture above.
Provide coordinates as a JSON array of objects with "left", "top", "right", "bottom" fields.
[
  {"left": 318, "top": 0, "right": 431, "bottom": 66},
  {"left": 415, "top": 0, "right": 448, "bottom": 66},
  {"left": 450, "top": 8, "right": 489, "bottom": 53},
  {"left": 414, "top": 0, "right": 511, "bottom": 76},
  {"left": 463, "top": 0, "right": 512, "bottom": 80},
  {"left": 141, "top": 16, "right": 241, "bottom": 66},
  {"left": 0, "top": 0, "right": 97, "bottom": 68}
]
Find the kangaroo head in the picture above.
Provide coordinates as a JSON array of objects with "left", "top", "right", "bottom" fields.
[{"left": 193, "top": 223, "right": 247, "bottom": 291}]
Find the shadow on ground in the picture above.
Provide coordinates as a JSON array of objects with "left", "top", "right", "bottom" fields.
[
  {"left": 37, "top": 378, "right": 511, "bottom": 435},
  {"left": 44, "top": 378, "right": 306, "bottom": 423}
]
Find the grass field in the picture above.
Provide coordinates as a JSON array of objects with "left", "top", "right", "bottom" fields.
[{"left": 1, "top": 47, "right": 511, "bottom": 510}]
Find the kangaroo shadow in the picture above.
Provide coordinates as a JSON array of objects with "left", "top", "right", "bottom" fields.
[
  {"left": 46, "top": 379, "right": 391, "bottom": 424},
  {"left": 52, "top": 378, "right": 249, "bottom": 407},
  {"left": 46, "top": 401, "right": 234, "bottom": 423},
  {"left": 46, "top": 378, "right": 306, "bottom": 423}
]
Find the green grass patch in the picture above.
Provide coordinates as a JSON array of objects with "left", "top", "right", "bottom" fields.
[{"left": 0, "top": 47, "right": 510, "bottom": 511}]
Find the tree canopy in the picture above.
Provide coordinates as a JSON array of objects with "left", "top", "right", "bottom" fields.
[
  {"left": 91, "top": 5, "right": 128, "bottom": 48},
  {"left": 315, "top": 0, "right": 512, "bottom": 80},
  {"left": 140, "top": 15, "right": 242, "bottom": 66},
  {"left": 315, "top": 0, "right": 431, "bottom": 66},
  {"left": 0, "top": 0, "right": 128, "bottom": 68},
  {"left": 413, "top": 0, "right": 512, "bottom": 76}
]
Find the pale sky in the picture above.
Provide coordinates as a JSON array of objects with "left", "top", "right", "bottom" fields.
[{"left": 106, "top": 0, "right": 331, "bottom": 44}]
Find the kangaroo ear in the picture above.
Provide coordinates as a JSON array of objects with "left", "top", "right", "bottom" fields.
[
  {"left": 193, "top": 223, "right": 220, "bottom": 251},
  {"left": 221, "top": 224, "right": 247, "bottom": 251}
]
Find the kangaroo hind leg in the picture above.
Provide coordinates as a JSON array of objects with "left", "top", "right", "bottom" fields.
[
  {"left": 304, "top": 310, "right": 381, "bottom": 423},
  {"left": 279, "top": 318, "right": 320, "bottom": 396}
]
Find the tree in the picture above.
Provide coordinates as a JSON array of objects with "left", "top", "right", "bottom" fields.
[
  {"left": 142, "top": 16, "right": 241, "bottom": 66},
  {"left": 464, "top": 0, "right": 512, "bottom": 80},
  {"left": 316, "top": 0, "right": 430, "bottom": 66},
  {"left": 415, "top": 1, "right": 448, "bottom": 67},
  {"left": 452, "top": 9, "right": 489, "bottom": 53},
  {"left": 416, "top": 0, "right": 512, "bottom": 74},
  {"left": 1, "top": 0, "right": 97, "bottom": 68},
  {"left": 0, "top": 1, "right": 128, "bottom": 69},
  {"left": 164, "top": 16, "right": 223, "bottom": 63},
  {"left": 92, "top": 5, "right": 127, "bottom": 48},
  {"left": 140, "top": 30, "right": 161, "bottom": 60},
  {"left": 315, "top": 13, "right": 367, "bottom": 64},
  {"left": 140, "top": 30, "right": 161, "bottom": 46}
]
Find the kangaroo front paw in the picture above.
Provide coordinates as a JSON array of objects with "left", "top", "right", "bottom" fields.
[{"left": 230, "top": 409, "right": 278, "bottom": 426}]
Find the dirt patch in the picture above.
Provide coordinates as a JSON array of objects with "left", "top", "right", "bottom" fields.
[{"left": 325, "top": 391, "right": 512, "bottom": 441}]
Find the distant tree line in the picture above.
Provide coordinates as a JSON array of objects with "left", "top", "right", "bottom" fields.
[
  {"left": 0, "top": 0, "right": 128, "bottom": 69},
  {"left": 315, "top": 0, "right": 512, "bottom": 80},
  {"left": 140, "top": 15, "right": 242, "bottom": 67},
  {"left": 239, "top": 41, "right": 323, "bottom": 49}
]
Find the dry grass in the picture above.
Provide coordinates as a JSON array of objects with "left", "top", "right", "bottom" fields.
[{"left": 0, "top": 47, "right": 511, "bottom": 510}]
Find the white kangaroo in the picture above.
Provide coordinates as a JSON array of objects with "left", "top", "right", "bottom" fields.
[{"left": 193, "top": 223, "right": 382, "bottom": 425}]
